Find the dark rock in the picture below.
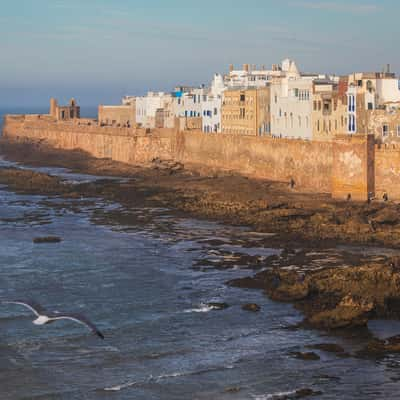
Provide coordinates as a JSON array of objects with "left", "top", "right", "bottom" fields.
[
  {"left": 290, "top": 351, "right": 320, "bottom": 361},
  {"left": 33, "top": 236, "right": 62, "bottom": 244},
  {"left": 372, "top": 208, "right": 399, "bottom": 225},
  {"left": 224, "top": 387, "right": 241, "bottom": 393},
  {"left": 358, "top": 335, "right": 400, "bottom": 357},
  {"left": 293, "top": 388, "right": 322, "bottom": 398},
  {"left": 308, "top": 343, "right": 345, "bottom": 354},
  {"left": 227, "top": 276, "right": 265, "bottom": 289},
  {"left": 242, "top": 303, "right": 261, "bottom": 312}
]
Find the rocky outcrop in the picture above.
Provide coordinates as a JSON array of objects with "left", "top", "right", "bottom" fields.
[
  {"left": 33, "top": 236, "right": 62, "bottom": 244},
  {"left": 230, "top": 262, "right": 400, "bottom": 330}
]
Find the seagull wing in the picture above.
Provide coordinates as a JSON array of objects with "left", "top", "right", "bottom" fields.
[
  {"left": 48, "top": 313, "right": 104, "bottom": 339},
  {"left": 1, "top": 300, "right": 47, "bottom": 317}
]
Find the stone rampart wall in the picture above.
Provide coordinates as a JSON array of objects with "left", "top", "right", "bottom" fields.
[
  {"left": 175, "top": 131, "right": 333, "bottom": 192},
  {"left": 5, "top": 115, "right": 400, "bottom": 200},
  {"left": 375, "top": 144, "right": 400, "bottom": 200}
]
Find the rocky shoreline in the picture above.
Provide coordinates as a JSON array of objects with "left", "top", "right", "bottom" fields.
[
  {"left": 2, "top": 137, "right": 400, "bottom": 355},
  {"left": 2, "top": 137, "right": 400, "bottom": 249}
]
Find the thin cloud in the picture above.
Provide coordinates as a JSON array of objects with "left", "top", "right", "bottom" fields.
[{"left": 289, "top": 1, "right": 379, "bottom": 14}]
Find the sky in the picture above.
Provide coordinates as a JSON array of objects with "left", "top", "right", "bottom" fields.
[{"left": 0, "top": 0, "right": 399, "bottom": 107}]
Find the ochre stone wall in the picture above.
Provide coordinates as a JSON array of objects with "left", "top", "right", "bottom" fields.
[
  {"left": 3, "top": 115, "right": 175, "bottom": 164},
  {"left": 6, "top": 114, "right": 400, "bottom": 200},
  {"left": 332, "top": 134, "right": 375, "bottom": 201},
  {"left": 375, "top": 144, "right": 400, "bottom": 200},
  {"left": 176, "top": 131, "right": 333, "bottom": 192},
  {"left": 3, "top": 115, "right": 333, "bottom": 192}
]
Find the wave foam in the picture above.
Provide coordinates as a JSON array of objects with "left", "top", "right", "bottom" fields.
[
  {"left": 253, "top": 389, "right": 298, "bottom": 400},
  {"left": 183, "top": 304, "right": 218, "bottom": 313},
  {"left": 104, "top": 365, "right": 235, "bottom": 392}
]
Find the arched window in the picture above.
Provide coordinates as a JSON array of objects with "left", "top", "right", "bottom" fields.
[
  {"left": 298, "top": 116, "right": 301, "bottom": 127},
  {"left": 290, "top": 113, "right": 293, "bottom": 128}
]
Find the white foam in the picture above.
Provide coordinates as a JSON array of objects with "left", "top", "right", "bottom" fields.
[
  {"left": 183, "top": 304, "right": 217, "bottom": 313},
  {"left": 252, "top": 390, "right": 298, "bottom": 400},
  {"left": 104, "top": 365, "right": 235, "bottom": 392}
]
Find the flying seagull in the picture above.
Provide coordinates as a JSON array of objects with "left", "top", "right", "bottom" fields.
[{"left": 1, "top": 300, "right": 104, "bottom": 339}]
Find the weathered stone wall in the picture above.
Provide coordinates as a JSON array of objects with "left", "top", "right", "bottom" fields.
[
  {"left": 3, "top": 115, "right": 175, "bottom": 164},
  {"left": 332, "top": 135, "right": 375, "bottom": 201},
  {"left": 3, "top": 115, "right": 334, "bottom": 192},
  {"left": 8, "top": 114, "right": 400, "bottom": 200},
  {"left": 375, "top": 144, "right": 400, "bottom": 200},
  {"left": 175, "top": 131, "right": 333, "bottom": 192}
]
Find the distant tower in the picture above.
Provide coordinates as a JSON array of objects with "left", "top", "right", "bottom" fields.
[{"left": 50, "top": 98, "right": 58, "bottom": 118}]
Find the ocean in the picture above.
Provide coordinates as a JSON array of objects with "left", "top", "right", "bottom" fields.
[{"left": 1, "top": 108, "right": 400, "bottom": 399}]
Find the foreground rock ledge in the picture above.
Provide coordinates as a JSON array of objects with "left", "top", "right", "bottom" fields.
[{"left": 229, "top": 262, "right": 400, "bottom": 330}]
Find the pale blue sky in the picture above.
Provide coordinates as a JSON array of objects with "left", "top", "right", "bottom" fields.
[{"left": 0, "top": 0, "right": 398, "bottom": 106}]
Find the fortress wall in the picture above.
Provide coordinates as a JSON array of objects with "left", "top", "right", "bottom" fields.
[
  {"left": 6, "top": 115, "right": 396, "bottom": 200},
  {"left": 375, "top": 144, "right": 400, "bottom": 200},
  {"left": 3, "top": 116, "right": 175, "bottom": 164},
  {"left": 176, "top": 131, "right": 333, "bottom": 192}
]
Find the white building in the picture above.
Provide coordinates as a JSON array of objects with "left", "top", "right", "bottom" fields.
[
  {"left": 225, "top": 63, "right": 284, "bottom": 88},
  {"left": 135, "top": 92, "right": 175, "bottom": 128},
  {"left": 173, "top": 86, "right": 208, "bottom": 119},
  {"left": 346, "top": 71, "right": 400, "bottom": 134},
  {"left": 270, "top": 59, "right": 314, "bottom": 139},
  {"left": 201, "top": 74, "right": 226, "bottom": 133}
]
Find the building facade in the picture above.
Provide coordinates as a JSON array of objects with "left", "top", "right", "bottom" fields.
[
  {"left": 50, "top": 98, "right": 80, "bottom": 121},
  {"left": 201, "top": 74, "right": 226, "bottom": 133},
  {"left": 221, "top": 86, "right": 270, "bottom": 136},
  {"left": 346, "top": 71, "right": 400, "bottom": 138},
  {"left": 135, "top": 92, "right": 175, "bottom": 129},
  {"left": 98, "top": 103, "right": 136, "bottom": 127},
  {"left": 312, "top": 78, "right": 348, "bottom": 141}
]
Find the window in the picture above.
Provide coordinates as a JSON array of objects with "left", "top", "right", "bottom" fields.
[
  {"left": 313, "top": 101, "right": 317, "bottom": 111},
  {"left": 398, "top": 126, "right": 400, "bottom": 137},
  {"left": 382, "top": 124, "right": 389, "bottom": 137},
  {"left": 318, "top": 101, "right": 322, "bottom": 111},
  {"left": 240, "top": 94, "right": 245, "bottom": 102},
  {"left": 214, "top": 108, "right": 218, "bottom": 115},
  {"left": 357, "top": 80, "right": 363, "bottom": 87},
  {"left": 368, "top": 102, "right": 373, "bottom": 110}
]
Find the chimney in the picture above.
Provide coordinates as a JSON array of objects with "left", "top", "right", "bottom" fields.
[{"left": 229, "top": 64, "right": 234, "bottom": 72}]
